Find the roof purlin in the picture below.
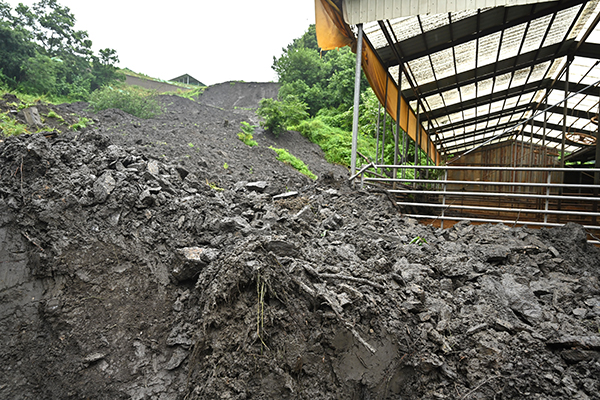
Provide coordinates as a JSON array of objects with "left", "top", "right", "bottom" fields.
[{"left": 377, "top": 0, "right": 589, "bottom": 67}]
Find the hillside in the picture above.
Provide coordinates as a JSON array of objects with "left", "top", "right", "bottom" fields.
[{"left": 1, "top": 85, "right": 599, "bottom": 400}]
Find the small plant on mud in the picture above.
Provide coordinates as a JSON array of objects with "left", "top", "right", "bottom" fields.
[
  {"left": 223, "top": 162, "right": 229, "bottom": 170},
  {"left": 70, "top": 117, "right": 92, "bottom": 131},
  {"left": 45, "top": 110, "right": 65, "bottom": 123},
  {"left": 237, "top": 121, "right": 258, "bottom": 147},
  {"left": 409, "top": 236, "right": 427, "bottom": 246},
  {"left": 188, "top": 142, "right": 194, "bottom": 148},
  {"left": 205, "top": 179, "right": 224, "bottom": 191},
  {"left": 269, "top": 146, "right": 317, "bottom": 180}
]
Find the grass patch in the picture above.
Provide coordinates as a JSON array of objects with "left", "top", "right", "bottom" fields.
[
  {"left": 88, "top": 84, "right": 162, "bottom": 119},
  {"left": 292, "top": 117, "right": 376, "bottom": 167},
  {"left": 0, "top": 111, "right": 29, "bottom": 136},
  {"left": 269, "top": 146, "right": 317, "bottom": 180}
]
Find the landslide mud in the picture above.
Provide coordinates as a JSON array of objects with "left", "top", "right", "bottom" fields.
[{"left": 1, "top": 84, "right": 599, "bottom": 399}]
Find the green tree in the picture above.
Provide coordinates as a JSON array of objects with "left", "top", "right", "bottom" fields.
[
  {"left": 90, "top": 48, "right": 125, "bottom": 91},
  {"left": 272, "top": 24, "right": 368, "bottom": 116},
  {"left": 0, "top": 0, "right": 122, "bottom": 99},
  {"left": 0, "top": 21, "right": 36, "bottom": 85},
  {"left": 17, "top": 52, "right": 57, "bottom": 94}
]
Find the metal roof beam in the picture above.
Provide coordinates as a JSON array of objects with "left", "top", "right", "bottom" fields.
[
  {"left": 440, "top": 119, "right": 593, "bottom": 150},
  {"left": 435, "top": 103, "right": 533, "bottom": 134},
  {"left": 378, "top": 0, "right": 588, "bottom": 67},
  {"left": 443, "top": 130, "right": 583, "bottom": 154},
  {"left": 551, "top": 80, "right": 600, "bottom": 97},
  {"left": 428, "top": 78, "right": 552, "bottom": 119},
  {"left": 403, "top": 41, "right": 574, "bottom": 101},
  {"left": 576, "top": 43, "right": 600, "bottom": 60}
]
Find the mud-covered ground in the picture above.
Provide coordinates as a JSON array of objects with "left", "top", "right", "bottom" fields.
[{"left": 1, "top": 84, "right": 600, "bottom": 400}]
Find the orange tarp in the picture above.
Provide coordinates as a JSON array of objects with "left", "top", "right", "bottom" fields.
[{"left": 315, "top": 0, "right": 441, "bottom": 165}]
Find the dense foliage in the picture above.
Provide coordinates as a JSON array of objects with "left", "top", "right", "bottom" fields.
[
  {"left": 272, "top": 25, "right": 368, "bottom": 116},
  {"left": 0, "top": 0, "right": 123, "bottom": 100},
  {"left": 265, "top": 24, "right": 424, "bottom": 170}
]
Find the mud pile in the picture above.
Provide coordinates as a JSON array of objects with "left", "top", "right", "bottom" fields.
[{"left": 1, "top": 88, "right": 599, "bottom": 400}]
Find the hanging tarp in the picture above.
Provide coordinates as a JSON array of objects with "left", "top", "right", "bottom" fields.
[
  {"left": 315, "top": 0, "right": 355, "bottom": 51},
  {"left": 315, "top": 0, "right": 441, "bottom": 164}
]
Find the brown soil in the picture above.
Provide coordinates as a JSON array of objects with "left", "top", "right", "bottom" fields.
[{"left": 1, "top": 83, "right": 599, "bottom": 400}]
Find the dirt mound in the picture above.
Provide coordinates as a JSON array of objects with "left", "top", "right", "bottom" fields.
[
  {"left": 198, "top": 81, "right": 279, "bottom": 112},
  {"left": 1, "top": 88, "right": 599, "bottom": 400}
]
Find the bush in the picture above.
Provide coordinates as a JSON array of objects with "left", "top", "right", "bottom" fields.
[
  {"left": 237, "top": 122, "right": 258, "bottom": 147},
  {"left": 269, "top": 146, "right": 317, "bottom": 180},
  {"left": 88, "top": 85, "right": 162, "bottom": 119},
  {"left": 256, "top": 95, "right": 309, "bottom": 136}
]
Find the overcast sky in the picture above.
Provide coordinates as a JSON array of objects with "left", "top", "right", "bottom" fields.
[{"left": 5, "top": 0, "right": 316, "bottom": 85}]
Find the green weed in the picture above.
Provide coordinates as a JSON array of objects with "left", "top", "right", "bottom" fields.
[
  {"left": 70, "top": 117, "right": 92, "bottom": 131},
  {"left": 0, "top": 112, "right": 29, "bottom": 136},
  {"left": 206, "top": 179, "right": 224, "bottom": 191},
  {"left": 237, "top": 122, "right": 258, "bottom": 147},
  {"left": 409, "top": 236, "right": 427, "bottom": 246},
  {"left": 46, "top": 110, "right": 65, "bottom": 123}
]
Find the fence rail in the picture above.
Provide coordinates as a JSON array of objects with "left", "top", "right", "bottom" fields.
[{"left": 353, "top": 164, "right": 600, "bottom": 245}]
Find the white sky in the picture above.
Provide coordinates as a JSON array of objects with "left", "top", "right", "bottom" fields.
[{"left": 5, "top": 0, "right": 316, "bottom": 85}]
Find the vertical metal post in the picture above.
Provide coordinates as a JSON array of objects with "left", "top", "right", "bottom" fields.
[
  {"left": 544, "top": 170, "right": 551, "bottom": 224},
  {"left": 561, "top": 59, "right": 570, "bottom": 169},
  {"left": 375, "top": 102, "right": 381, "bottom": 167},
  {"left": 519, "top": 127, "right": 525, "bottom": 191},
  {"left": 403, "top": 106, "right": 409, "bottom": 179},
  {"left": 558, "top": 58, "right": 571, "bottom": 218},
  {"left": 394, "top": 69, "right": 401, "bottom": 185},
  {"left": 350, "top": 24, "right": 364, "bottom": 177},
  {"left": 542, "top": 100, "right": 547, "bottom": 167},
  {"left": 381, "top": 107, "right": 386, "bottom": 165},
  {"left": 441, "top": 168, "right": 448, "bottom": 229},
  {"left": 426, "top": 119, "right": 431, "bottom": 181},
  {"left": 530, "top": 115, "right": 534, "bottom": 191},
  {"left": 381, "top": 75, "right": 389, "bottom": 166},
  {"left": 594, "top": 88, "right": 600, "bottom": 224},
  {"left": 415, "top": 102, "right": 420, "bottom": 182}
]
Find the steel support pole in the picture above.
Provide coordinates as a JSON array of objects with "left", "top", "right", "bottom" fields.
[
  {"left": 561, "top": 59, "right": 570, "bottom": 169},
  {"left": 382, "top": 75, "right": 389, "bottom": 166},
  {"left": 350, "top": 24, "right": 364, "bottom": 177},
  {"left": 558, "top": 59, "right": 571, "bottom": 220},
  {"left": 594, "top": 88, "right": 600, "bottom": 224},
  {"left": 375, "top": 101, "right": 381, "bottom": 165},
  {"left": 403, "top": 104, "right": 409, "bottom": 179},
  {"left": 542, "top": 100, "right": 547, "bottom": 167},
  {"left": 394, "top": 70, "right": 401, "bottom": 183},
  {"left": 426, "top": 119, "right": 431, "bottom": 181},
  {"left": 415, "top": 103, "right": 420, "bottom": 181},
  {"left": 530, "top": 115, "right": 535, "bottom": 190}
]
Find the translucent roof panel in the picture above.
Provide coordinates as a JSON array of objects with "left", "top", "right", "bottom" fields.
[{"left": 365, "top": 0, "right": 600, "bottom": 159}]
